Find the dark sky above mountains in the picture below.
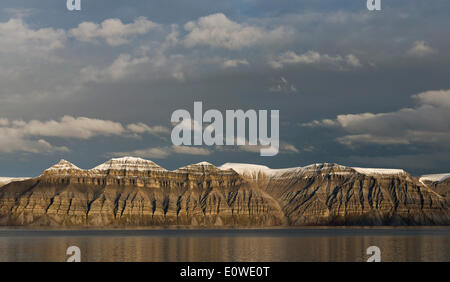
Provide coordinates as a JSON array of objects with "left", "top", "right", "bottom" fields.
[{"left": 0, "top": 0, "right": 449, "bottom": 176}]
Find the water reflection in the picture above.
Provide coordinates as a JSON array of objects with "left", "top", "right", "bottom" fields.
[{"left": 0, "top": 228, "right": 448, "bottom": 262}]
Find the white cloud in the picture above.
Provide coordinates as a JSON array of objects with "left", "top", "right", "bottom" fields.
[
  {"left": 110, "top": 145, "right": 211, "bottom": 159},
  {"left": 70, "top": 17, "right": 158, "bottom": 46},
  {"left": 281, "top": 143, "right": 300, "bottom": 153},
  {"left": 127, "top": 123, "right": 170, "bottom": 135},
  {"left": 80, "top": 51, "right": 191, "bottom": 83},
  {"left": 345, "top": 152, "right": 450, "bottom": 171},
  {"left": 0, "top": 118, "right": 9, "bottom": 126},
  {"left": 0, "top": 126, "right": 69, "bottom": 154},
  {"left": 222, "top": 59, "right": 249, "bottom": 68},
  {"left": 337, "top": 134, "right": 410, "bottom": 146},
  {"left": 81, "top": 54, "right": 150, "bottom": 82},
  {"left": 112, "top": 147, "right": 171, "bottom": 159},
  {"left": 216, "top": 141, "right": 299, "bottom": 154},
  {"left": 16, "top": 116, "right": 126, "bottom": 139},
  {"left": 408, "top": 41, "right": 435, "bottom": 57},
  {"left": 0, "top": 116, "right": 169, "bottom": 154},
  {"left": 172, "top": 71, "right": 185, "bottom": 82},
  {"left": 345, "top": 54, "right": 362, "bottom": 67},
  {"left": 303, "top": 89, "right": 450, "bottom": 148},
  {"left": 269, "top": 51, "right": 361, "bottom": 69},
  {"left": 172, "top": 146, "right": 211, "bottom": 155},
  {"left": 112, "top": 140, "right": 298, "bottom": 159},
  {"left": 183, "top": 13, "right": 291, "bottom": 49},
  {"left": 269, "top": 77, "right": 297, "bottom": 93},
  {"left": 413, "top": 89, "right": 450, "bottom": 107},
  {"left": 0, "top": 18, "right": 66, "bottom": 54}
]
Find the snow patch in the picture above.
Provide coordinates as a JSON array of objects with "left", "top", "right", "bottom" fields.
[
  {"left": 352, "top": 167, "right": 406, "bottom": 175},
  {"left": 93, "top": 156, "right": 166, "bottom": 171},
  {"left": 221, "top": 163, "right": 409, "bottom": 179},
  {"left": 219, "top": 163, "right": 303, "bottom": 179},
  {"left": 45, "top": 159, "right": 81, "bottom": 171},
  {"left": 0, "top": 177, "right": 30, "bottom": 186},
  {"left": 220, "top": 163, "right": 272, "bottom": 175},
  {"left": 195, "top": 161, "right": 215, "bottom": 166},
  {"left": 419, "top": 173, "right": 450, "bottom": 183}
]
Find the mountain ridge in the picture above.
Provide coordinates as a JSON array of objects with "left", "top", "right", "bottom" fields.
[{"left": 0, "top": 157, "right": 448, "bottom": 226}]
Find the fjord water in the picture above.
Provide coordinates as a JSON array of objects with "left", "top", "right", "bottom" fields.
[{"left": 0, "top": 227, "right": 448, "bottom": 262}]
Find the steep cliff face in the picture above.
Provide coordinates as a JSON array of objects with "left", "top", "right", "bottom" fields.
[
  {"left": 221, "top": 163, "right": 449, "bottom": 225},
  {"left": 0, "top": 158, "right": 285, "bottom": 226},
  {"left": 0, "top": 158, "right": 448, "bottom": 226},
  {"left": 419, "top": 173, "right": 450, "bottom": 203},
  {"left": 431, "top": 179, "right": 450, "bottom": 201}
]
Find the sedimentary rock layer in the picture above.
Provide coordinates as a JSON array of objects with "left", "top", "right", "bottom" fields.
[{"left": 0, "top": 158, "right": 448, "bottom": 226}]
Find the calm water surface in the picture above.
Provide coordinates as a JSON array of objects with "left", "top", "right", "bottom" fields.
[{"left": 0, "top": 227, "right": 448, "bottom": 262}]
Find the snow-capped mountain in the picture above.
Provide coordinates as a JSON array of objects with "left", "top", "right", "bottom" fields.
[
  {"left": 220, "top": 162, "right": 407, "bottom": 180},
  {"left": 419, "top": 173, "right": 450, "bottom": 202},
  {"left": 92, "top": 157, "right": 167, "bottom": 172},
  {"left": 0, "top": 157, "right": 448, "bottom": 227},
  {"left": 176, "top": 161, "right": 235, "bottom": 175},
  {"left": 43, "top": 159, "right": 81, "bottom": 172},
  {"left": 419, "top": 173, "right": 450, "bottom": 183}
]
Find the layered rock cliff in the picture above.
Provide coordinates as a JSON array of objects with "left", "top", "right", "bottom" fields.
[
  {"left": 222, "top": 163, "right": 448, "bottom": 225},
  {"left": 419, "top": 173, "right": 450, "bottom": 203},
  {"left": 0, "top": 158, "right": 448, "bottom": 226},
  {"left": 0, "top": 158, "right": 285, "bottom": 226}
]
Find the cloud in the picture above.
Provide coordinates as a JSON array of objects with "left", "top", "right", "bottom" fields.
[
  {"left": 127, "top": 123, "right": 170, "bottom": 135},
  {"left": 269, "top": 77, "right": 297, "bottom": 93},
  {"left": 183, "top": 13, "right": 291, "bottom": 49},
  {"left": 269, "top": 51, "right": 361, "bottom": 70},
  {"left": 172, "top": 71, "right": 185, "bottom": 82},
  {"left": 302, "top": 89, "right": 450, "bottom": 148},
  {"left": 222, "top": 59, "right": 249, "bottom": 68},
  {"left": 14, "top": 116, "right": 126, "bottom": 139},
  {"left": 408, "top": 41, "right": 435, "bottom": 57},
  {"left": 112, "top": 140, "right": 299, "bottom": 160},
  {"left": 216, "top": 141, "right": 300, "bottom": 154},
  {"left": 110, "top": 145, "right": 211, "bottom": 159},
  {"left": 172, "top": 146, "right": 211, "bottom": 155},
  {"left": 0, "top": 18, "right": 66, "bottom": 54},
  {"left": 413, "top": 89, "right": 450, "bottom": 107},
  {"left": 0, "top": 127, "right": 69, "bottom": 154},
  {"left": 81, "top": 54, "right": 150, "bottom": 82},
  {"left": 3, "top": 8, "right": 36, "bottom": 19},
  {"left": 70, "top": 17, "right": 158, "bottom": 46},
  {"left": 281, "top": 143, "right": 300, "bottom": 153},
  {"left": 345, "top": 152, "right": 450, "bottom": 172},
  {"left": 80, "top": 50, "right": 190, "bottom": 83},
  {"left": 0, "top": 116, "right": 169, "bottom": 154}
]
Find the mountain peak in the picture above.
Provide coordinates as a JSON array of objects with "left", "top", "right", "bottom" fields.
[
  {"left": 221, "top": 162, "right": 409, "bottom": 180},
  {"left": 92, "top": 156, "right": 166, "bottom": 171},
  {"left": 220, "top": 163, "right": 273, "bottom": 178},
  {"left": 45, "top": 159, "right": 81, "bottom": 172},
  {"left": 195, "top": 161, "right": 214, "bottom": 166},
  {"left": 175, "top": 161, "right": 223, "bottom": 174}
]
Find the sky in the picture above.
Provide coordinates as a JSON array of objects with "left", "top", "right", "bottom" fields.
[{"left": 0, "top": 0, "right": 449, "bottom": 176}]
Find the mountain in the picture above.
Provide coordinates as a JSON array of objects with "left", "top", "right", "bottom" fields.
[
  {"left": 0, "top": 158, "right": 448, "bottom": 226},
  {"left": 92, "top": 157, "right": 167, "bottom": 172},
  {"left": 0, "top": 177, "right": 30, "bottom": 188},
  {"left": 419, "top": 173, "right": 450, "bottom": 202},
  {"left": 222, "top": 163, "right": 448, "bottom": 225}
]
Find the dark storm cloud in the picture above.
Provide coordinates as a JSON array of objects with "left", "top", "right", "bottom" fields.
[{"left": 0, "top": 0, "right": 449, "bottom": 176}]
